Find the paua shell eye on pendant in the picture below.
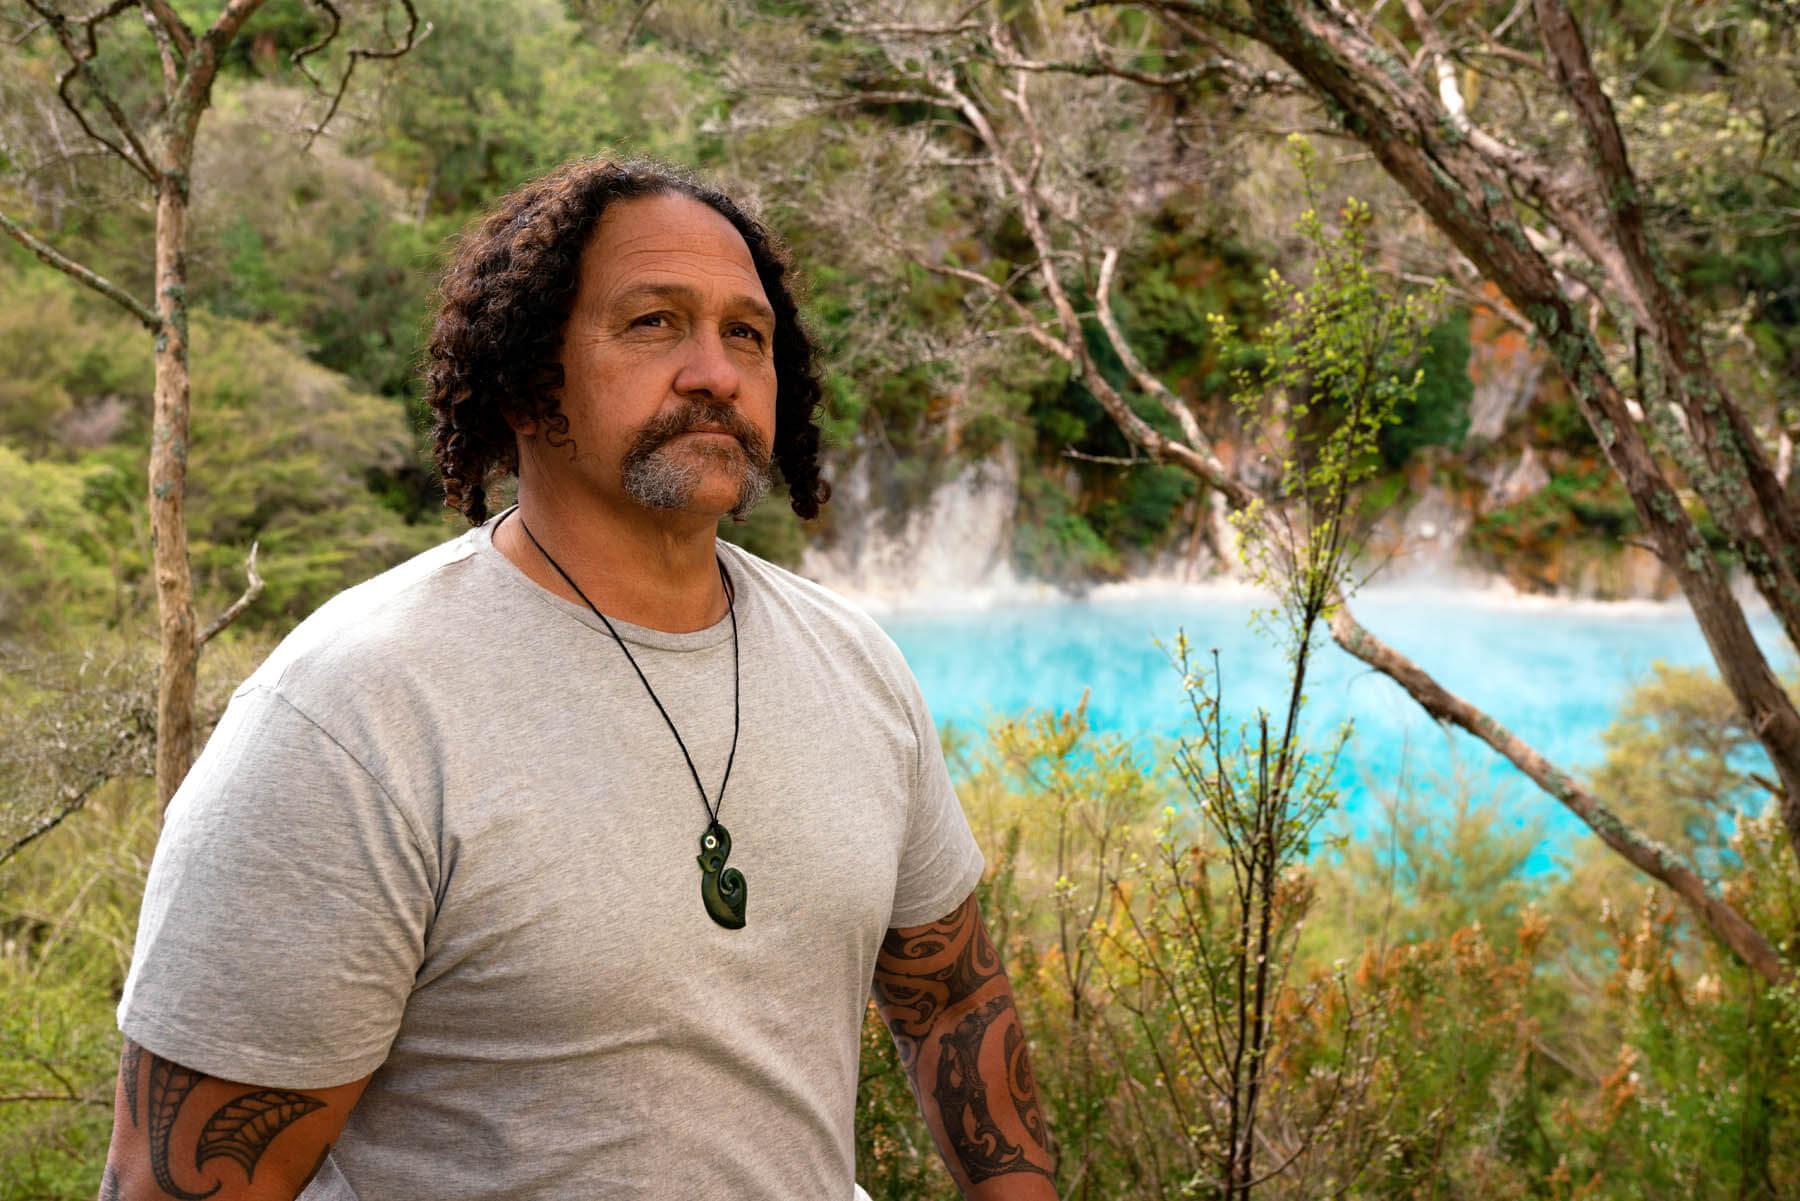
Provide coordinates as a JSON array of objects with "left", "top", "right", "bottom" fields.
[{"left": 697, "top": 822, "right": 747, "bottom": 930}]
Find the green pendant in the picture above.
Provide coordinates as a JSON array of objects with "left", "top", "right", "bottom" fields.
[{"left": 697, "top": 821, "right": 747, "bottom": 929}]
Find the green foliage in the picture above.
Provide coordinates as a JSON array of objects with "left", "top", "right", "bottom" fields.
[
  {"left": 1214, "top": 136, "right": 1436, "bottom": 633},
  {"left": 0, "top": 446, "right": 127, "bottom": 639},
  {"left": 1010, "top": 471, "right": 1120, "bottom": 581},
  {"left": 0, "top": 779, "right": 142, "bottom": 1200},
  {"left": 1470, "top": 461, "right": 1656, "bottom": 590},
  {"left": 375, "top": 0, "right": 719, "bottom": 217},
  {"left": 716, "top": 496, "right": 808, "bottom": 568},
  {"left": 0, "top": 258, "right": 445, "bottom": 634},
  {"left": 1587, "top": 662, "right": 1774, "bottom": 873},
  {"left": 1378, "top": 310, "right": 1473, "bottom": 469},
  {"left": 0, "top": 251, "right": 150, "bottom": 453}
]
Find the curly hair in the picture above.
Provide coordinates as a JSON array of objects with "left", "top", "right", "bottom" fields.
[{"left": 424, "top": 157, "right": 831, "bottom": 525}]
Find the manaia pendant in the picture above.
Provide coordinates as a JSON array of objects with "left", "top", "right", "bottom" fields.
[{"left": 696, "top": 821, "right": 747, "bottom": 929}]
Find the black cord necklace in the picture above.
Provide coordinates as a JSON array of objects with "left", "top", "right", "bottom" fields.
[{"left": 515, "top": 514, "right": 747, "bottom": 930}]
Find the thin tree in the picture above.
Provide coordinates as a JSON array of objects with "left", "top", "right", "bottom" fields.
[{"left": 0, "top": 0, "right": 426, "bottom": 807}]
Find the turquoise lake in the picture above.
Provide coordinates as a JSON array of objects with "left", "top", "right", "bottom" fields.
[{"left": 875, "top": 587, "right": 1790, "bottom": 859}]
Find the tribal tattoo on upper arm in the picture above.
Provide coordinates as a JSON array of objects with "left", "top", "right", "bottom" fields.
[
  {"left": 873, "top": 895, "right": 1056, "bottom": 1188},
  {"left": 114, "top": 1038, "right": 333, "bottom": 1200}
]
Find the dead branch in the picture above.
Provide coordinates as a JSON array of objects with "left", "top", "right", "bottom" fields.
[
  {"left": 25, "top": 0, "right": 157, "bottom": 181},
  {"left": 196, "top": 540, "right": 263, "bottom": 649},
  {"left": 1096, "top": 246, "right": 1208, "bottom": 450},
  {"left": 992, "top": 40, "right": 1302, "bottom": 96},
  {"left": 0, "top": 779, "right": 106, "bottom": 870},
  {"left": 0, "top": 1092, "right": 113, "bottom": 1107},
  {"left": 0, "top": 208, "right": 160, "bottom": 329},
  {"left": 1064, "top": 447, "right": 1147, "bottom": 466},
  {"left": 1328, "top": 603, "right": 1788, "bottom": 983},
  {"left": 292, "top": 0, "right": 430, "bottom": 151},
  {"left": 139, "top": 2, "right": 180, "bottom": 93},
  {"left": 138, "top": 0, "right": 193, "bottom": 55},
  {"left": 915, "top": 260, "right": 1076, "bottom": 363}
]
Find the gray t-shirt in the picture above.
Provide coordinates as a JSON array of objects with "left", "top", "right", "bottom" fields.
[{"left": 118, "top": 510, "right": 984, "bottom": 1200}]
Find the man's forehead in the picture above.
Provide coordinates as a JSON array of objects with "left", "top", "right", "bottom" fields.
[{"left": 581, "top": 194, "right": 765, "bottom": 301}]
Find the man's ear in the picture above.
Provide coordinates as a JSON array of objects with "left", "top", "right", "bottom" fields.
[{"left": 502, "top": 408, "right": 539, "bottom": 438}]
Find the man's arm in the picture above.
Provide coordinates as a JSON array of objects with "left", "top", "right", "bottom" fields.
[
  {"left": 99, "top": 1038, "right": 368, "bottom": 1201},
  {"left": 872, "top": 893, "right": 1059, "bottom": 1200}
]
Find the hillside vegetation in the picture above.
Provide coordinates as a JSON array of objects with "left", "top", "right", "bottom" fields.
[{"left": 2, "top": 2, "right": 1797, "bottom": 1198}]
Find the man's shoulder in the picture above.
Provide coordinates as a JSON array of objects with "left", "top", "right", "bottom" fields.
[{"left": 242, "top": 523, "right": 493, "bottom": 710}]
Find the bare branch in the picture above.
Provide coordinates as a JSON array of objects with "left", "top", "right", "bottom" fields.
[
  {"left": 1095, "top": 246, "right": 1207, "bottom": 449},
  {"left": 990, "top": 37, "right": 1301, "bottom": 95},
  {"left": 139, "top": 0, "right": 193, "bottom": 54},
  {"left": 26, "top": 0, "right": 157, "bottom": 181},
  {"left": 0, "top": 1092, "right": 112, "bottom": 1107},
  {"left": 7, "top": 17, "right": 48, "bottom": 45},
  {"left": 1397, "top": 271, "right": 1533, "bottom": 335},
  {"left": 916, "top": 259, "right": 1075, "bottom": 364},
  {"left": 1328, "top": 603, "right": 1790, "bottom": 984},
  {"left": 139, "top": 1, "right": 180, "bottom": 94},
  {"left": 1064, "top": 447, "right": 1147, "bottom": 466},
  {"left": 196, "top": 541, "right": 264, "bottom": 649},
  {"left": 0, "top": 780, "right": 101, "bottom": 870},
  {"left": 0, "top": 207, "right": 160, "bottom": 329},
  {"left": 293, "top": 0, "right": 430, "bottom": 151}
]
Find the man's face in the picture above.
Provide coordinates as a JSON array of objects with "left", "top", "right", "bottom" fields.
[{"left": 532, "top": 191, "right": 779, "bottom": 521}]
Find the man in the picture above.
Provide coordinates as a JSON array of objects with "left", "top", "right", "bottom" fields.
[{"left": 102, "top": 158, "right": 1059, "bottom": 1200}]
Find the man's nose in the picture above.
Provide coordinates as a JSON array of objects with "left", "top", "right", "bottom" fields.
[{"left": 672, "top": 326, "right": 741, "bottom": 402}]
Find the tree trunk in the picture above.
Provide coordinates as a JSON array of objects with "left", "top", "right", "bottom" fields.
[{"left": 149, "top": 167, "right": 198, "bottom": 808}]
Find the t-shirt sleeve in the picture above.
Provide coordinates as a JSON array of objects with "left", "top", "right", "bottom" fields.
[
  {"left": 886, "top": 669, "right": 985, "bottom": 929},
  {"left": 117, "top": 684, "right": 433, "bottom": 1090}
]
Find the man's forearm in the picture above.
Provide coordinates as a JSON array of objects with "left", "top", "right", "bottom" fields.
[{"left": 873, "top": 897, "right": 1059, "bottom": 1200}]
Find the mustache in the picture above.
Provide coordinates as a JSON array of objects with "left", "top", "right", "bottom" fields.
[{"left": 628, "top": 401, "right": 770, "bottom": 464}]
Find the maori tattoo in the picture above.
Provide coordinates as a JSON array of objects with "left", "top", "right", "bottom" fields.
[
  {"left": 1006, "top": 1023, "right": 1049, "bottom": 1153},
  {"left": 196, "top": 1091, "right": 328, "bottom": 1178},
  {"left": 98, "top": 1165, "right": 120, "bottom": 1201},
  {"left": 932, "top": 997, "right": 1053, "bottom": 1184},
  {"left": 131, "top": 1046, "right": 330, "bottom": 1199},
  {"left": 148, "top": 1056, "right": 219, "bottom": 1199},
  {"left": 871, "top": 899, "right": 1002, "bottom": 1070},
  {"left": 120, "top": 1040, "right": 143, "bottom": 1128},
  {"left": 873, "top": 896, "right": 1055, "bottom": 1185}
]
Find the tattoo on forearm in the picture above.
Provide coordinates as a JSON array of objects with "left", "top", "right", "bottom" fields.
[
  {"left": 98, "top": 1165, "right": 120, "bottom": 1201},
  {"left": 872, "top": 899, "right": 1002, "bottom": 1069},
  {"left": 120, "top": 1040, "right": 143, "bottom": 1128},
  {"left": 147, "top": 1056, "right": 217, "bottom": 1200},
  {"left": 932, "top": 997, "right": 1053, "bottom": 1184},
  {"left": 126, "top": 1044, "right": 328, "bottom": 1199},
  {"left": 874, "top": 897, "right": 1056, "bottom": 1185},
  {"left": 1007, "top": 1022, "right": 1050, "bottom": 1154}
]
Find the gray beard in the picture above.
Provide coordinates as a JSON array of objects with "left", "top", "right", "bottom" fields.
[{"left": 620, "top": 440, "right": 772, "bottom": 521}]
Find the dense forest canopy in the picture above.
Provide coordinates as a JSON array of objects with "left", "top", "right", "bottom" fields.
[{"left": 2, "top": 1, "right": 1798, "bottom": 1197}]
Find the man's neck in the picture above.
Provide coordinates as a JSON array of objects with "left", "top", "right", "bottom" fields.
[{"left": 495, "top": 481, "right": 729, "bottom": 633}]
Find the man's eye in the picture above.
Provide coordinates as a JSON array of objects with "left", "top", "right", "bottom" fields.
[
  {"left": 631, "top": 313, "right": 669, "bottom": 329},
  {"left": 728, "top": 324, "right": 767, "bottom": 344}
]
